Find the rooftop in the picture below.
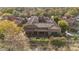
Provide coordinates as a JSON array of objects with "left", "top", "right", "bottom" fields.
[{"left": 24, "top": 16, "right": 61, "bottom": 31}]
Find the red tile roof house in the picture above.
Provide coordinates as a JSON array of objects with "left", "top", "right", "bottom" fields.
[{"left": 24, "top": 16, "right": 61, "bottom": 38}]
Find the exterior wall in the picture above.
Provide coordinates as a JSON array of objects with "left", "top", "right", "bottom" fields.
[
  {"left": 25, "top": 29, "right": 61, "bottom": 37},
  {"left": 25, "top": 24, "right": 61, "bottom": 37},
  {"left": 26, "top": 31, "right": 49, "bottom": 37}
]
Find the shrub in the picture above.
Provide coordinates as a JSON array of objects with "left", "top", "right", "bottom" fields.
[
  {"left": 0, "top": 33, "right": 4, "bottom": 40},
  {"left": 51, "top": 39, "right": 66, "bottom": 48},
  {"left": 31, "top": 38, "right": 49, "bottom": 43},
  {"left": 73, "top": 34, "right": 78, "bottom": 40}
]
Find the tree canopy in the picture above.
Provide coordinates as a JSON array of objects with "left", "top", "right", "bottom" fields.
[{"left": 58, "top": 20, "right": 69, "bottom": 33}]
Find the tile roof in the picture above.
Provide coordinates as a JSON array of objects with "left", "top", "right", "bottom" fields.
[
  {"left": 25, "top": 16, "right": 60, "bottom": 30},
  {"left": 34, "top": 23, "right": 54, "bottom": 28}
]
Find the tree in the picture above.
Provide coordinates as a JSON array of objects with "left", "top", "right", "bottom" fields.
[
  {"left": 58, "top": 20, "right": 69, "bottom": 33},
  {"left": 0, "top": 20, "right": 21, "bottom": 34},
  {"left": 2, "top": 13, "right": 12, "bottom": 16},
  {"left": 52, "top": 16, "right": 60, "bottom": 23},
  {"left": 0, "top": 8, "right": 13, "bottom": 14},
  {"left": 0, "top": 20, "right": 30, "bottom": 50},
  {"left": 65, "top": 8, "right": 78, "bottom": 16}
]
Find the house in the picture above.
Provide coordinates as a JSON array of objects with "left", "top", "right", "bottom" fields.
[
  {"left": 62, "top": 16, "right": 75, "bottom": 27},
  {"left": 2, "top": 15, "right": 27, "bottom": 26},
  {"left": 24, "top": 16, "right": 61, "bottom": 37},
  {"left": 74, "top": 15, "right": 79, "bottom": 31},
  {"left": 68, "top": 15, "right": 79, "bottom": 31},
  {"left": 63, "top": 15, "right": 79, "bottom": 32},
  {"left": 62, "top": 16, "right": 76, "bottom": 31}
]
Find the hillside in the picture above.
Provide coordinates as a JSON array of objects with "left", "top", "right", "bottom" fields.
[{"left": 0, "top": 7, "right": 78, "bottom": 51}]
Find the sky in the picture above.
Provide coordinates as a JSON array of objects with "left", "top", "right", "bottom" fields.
[{"left": 0, "top": 0, "right": 79, "bottom": 7}]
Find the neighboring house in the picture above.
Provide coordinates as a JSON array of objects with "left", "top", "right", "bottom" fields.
[
  {"left": 62, "top": 16, "right": 75, "bottom": 26},
  {"left": 24, "top": 16, "right": 61, "bottom": 37},
  {"left": 2, "top": 15, "right": 27, "bottom": 26},
  {"left": 74, "top": 15, "right": 79, "bottom": 31},
  {"left": 63, "top": 15, "right": 79, "bottom": 31}
]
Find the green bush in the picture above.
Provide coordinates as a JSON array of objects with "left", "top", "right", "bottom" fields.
[
  {"left": 0, "top": 33, "right": 4, "bottom": 40},
  {"left": 51, "top": 39, "right": 66, "bottom": 47},
  {"left": 73, "top": 34, "right": 78, "bottom": 40},
  {"left": 31, "top": 38, "right": 49, "bottom": 43}
]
